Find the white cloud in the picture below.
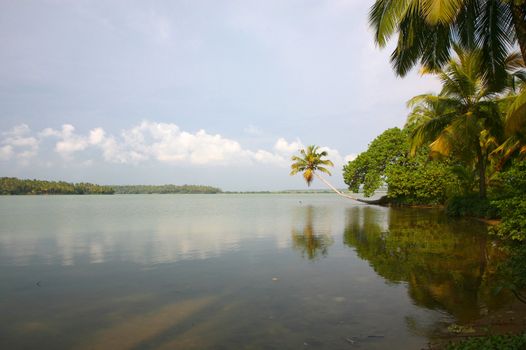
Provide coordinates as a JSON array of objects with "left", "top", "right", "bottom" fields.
[
  {"left": 344, "top": 153, "right": 357, "bottom": 163},
  {"left": 89, "top": 128, "right": 105, "bottom": 145},
  {"left": 0, "top": 145, "right": 13, "bottom": 161},
  {"left": 274, "top": 137, "right": 303, "bottom": 155},
  {"left": 41, "top": 124, "right": 90, "bottom": 158},
  {"left": 1, "top": 121, "right": 351, "bottom": 171},
  {"left": 1, "top": 124, "right": 39, "bottom": 161}
]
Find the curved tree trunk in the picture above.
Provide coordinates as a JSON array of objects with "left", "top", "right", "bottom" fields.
[{"left": 314, "top": 173, "right": 388, "bottom": 205}]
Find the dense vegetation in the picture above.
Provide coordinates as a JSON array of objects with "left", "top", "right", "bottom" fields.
[
  {"left": 342, "top": 3, "right": 526, "bottom": 345},
  {"left": 446, "top": 333, "right": 526, "bottom": 350},
  {"left": 112, "top": 184, "right": 222, "bottom": 194},
  {"left": 342, "top": 45, "right": 525, "bottom": 245},
  {"left": 0, "top": 177, "right": 223, "bottom": 195},
  {"left": 0, "top": 177, "right": 114, "bottom": 195},
  {"left": 343, "top": 127, "right": 459, "bottom": 205}
]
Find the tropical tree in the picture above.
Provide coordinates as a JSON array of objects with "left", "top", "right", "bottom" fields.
[
  {"left": 369, "top": 0, "right": 526, "bottom": 87},
  {"left": 408, "top": 48, "right": 505, "bottom": 198},
  {"left": 343, "top": 127, "right": 458, "bottom": 204},
  {"left": 290, "top": 145, "right": 358, "bottom": 200},
  {"left": 493, "top": 56, "right": 526, "bottom": 167}
]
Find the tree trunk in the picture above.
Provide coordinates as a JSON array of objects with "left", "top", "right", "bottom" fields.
[
  {"left": 313, "top": 173, "right": 388, "bottom": 204},
  {"left": 511, "top": 2, "right": 526, "bottom": 63},
  {"left": 476, "top": 144, "right": 487, "bottom": 199}
]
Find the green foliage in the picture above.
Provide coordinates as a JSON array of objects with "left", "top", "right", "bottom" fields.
[
  {"left": 0, "top": 178, "right": 222, "bottom": 195},
  {"left": 446, "top": 194, "right": 499, "bottom": 219},
  {"left": 112, "top": 184, "right": 222, "bottom": 194},
  {"left": 446, "top": 333, "right": 526, "bottom": 350},
  {"left": 368, "top": 0, "right": 521, "bottom": 87},
  {"left": 0, "top": 177, "right": 114, "bottom": 195},
  {"left": 497, "top": 244, "right": 526, "bottom": 297},
  {"left": 490, "top": 160, "right": 526, "bottom": 241},
  {"left": 343, "top": 128, "right": 408, "bottom": 197},
  {"left": 343, "top": 127, "right": 456, "bottom": 204},
  {"left": 492, "top": 198, "right": 526, "bottom": 241},
  {"left": 386, "top": 150, "right": 459, "bottom": 205}
]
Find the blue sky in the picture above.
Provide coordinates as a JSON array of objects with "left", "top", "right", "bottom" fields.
[{"left": 0, "top": 0, "right": 440, "bottom": 191}]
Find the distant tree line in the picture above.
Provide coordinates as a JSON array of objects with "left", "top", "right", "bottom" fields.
[
  {"left": 0, "top": 177, "right": 114, "bottom": 195},
  {"left": 0, "top": 178, "right": 223, "bottom": 195},
  {"left": 112, "top": 184, "right": 222, "bottom": 194}
]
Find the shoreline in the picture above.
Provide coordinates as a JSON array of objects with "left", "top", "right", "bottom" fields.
[{"left": 429, "top": 296, "right": 526, "bottom": 349}]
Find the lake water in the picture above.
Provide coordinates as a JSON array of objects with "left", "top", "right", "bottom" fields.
[{"left": 0, "top": 194, "right": 510, "bottom": 349}]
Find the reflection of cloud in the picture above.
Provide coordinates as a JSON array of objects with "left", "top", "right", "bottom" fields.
[{"left": 0, "top": 196, "right": 305, "bottom": 267}]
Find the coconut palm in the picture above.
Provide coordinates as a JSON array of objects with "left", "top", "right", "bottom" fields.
[
  {"left": 409, "top": 48, "right": 505, "bottom": 198},
  {"left": 290, "top": 145, "right": 361, "bottom": 200},
  {"left": 487, "top": 53, "right": 526, "bottom": 169},
  {"left": 369, "top": 0, "right": 526, "bottom": 87},
  {"left": 290, "top": 145, "right": 333, "bottom": 186}
]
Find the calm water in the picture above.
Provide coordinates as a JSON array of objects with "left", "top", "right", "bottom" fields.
[{"left": 0, "top": 194, "right": 510, "bottom": 349}]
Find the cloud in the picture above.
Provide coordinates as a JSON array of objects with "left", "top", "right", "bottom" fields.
[
  {"left": 344, "top": 153, "right": 357, "bottom": 163},
  {"left": 0, "top": 145, "right": 14, "bottom": 161},
  {"left": 274, "top": 137, "right": 303, "bottom": 155},
  {"left": 1, "top": 124, "right": 39, "bottom": 161},
  {"left": 1, "top": 122, "right": 351, "bottom": 170},
  {"left": 41, "top": 124, "right": 90, "bottom": 158}
]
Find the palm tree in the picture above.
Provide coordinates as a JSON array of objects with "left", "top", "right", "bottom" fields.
[
  {"left": 484, "top": 53, "right": 526, "bottom": 169},
  {"left": 290, "top": 145, "right": 359, "bottom": 200},
  {"left": 369, "top": 0, "right": 526, "bottom": 87},
  {"left": 409, "top": 48, "right": 504, "bottom": 198}
]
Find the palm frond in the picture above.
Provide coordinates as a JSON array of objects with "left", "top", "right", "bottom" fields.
[
  {"left": 477, "top": 0, "right": 513, "bottom": 89},
  {"left": 369, "top": 0, "right": 413, "bottom": 47},
  {"left": 421, "top": 0, "right": 464, "bottom": 25},
  {"left": 410, "top": 112, "right": 456, "bottom": 155},
  {"left": 506, "top": 87, "right": 526, "bottom": 134},
  {"left": 454, "top": 0, "right": 480, "bottom": 50},
  {"left": 317, "top": 167, "right": 332, "bottom": 176}
]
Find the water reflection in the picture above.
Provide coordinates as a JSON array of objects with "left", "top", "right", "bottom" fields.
[
  {"left": 0, "top": 195, "right": 297, "bottom": 266},
  {"left": 291, "top": 206, "right": 334, "bottom": 260},
  {"left": 343, "top": 206, "right": 510, "bottom": 323}
]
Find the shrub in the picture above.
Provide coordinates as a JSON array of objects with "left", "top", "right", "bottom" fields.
[
  {"left": 446, "top": 333, "right": 526, "bottom": 350},
  {"left": 446, "top": 194, "right": 499, "bottom": 219}
]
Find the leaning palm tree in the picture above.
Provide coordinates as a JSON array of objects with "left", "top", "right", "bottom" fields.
[
  {"left": 369, "top": 0, "right": 526, "bottom": 87},
  {"left": 290, "top": 145, "right": 360, "bottom": 200},
  {"left": 409, "top": 48, "right": 505, "bottom": 198}
]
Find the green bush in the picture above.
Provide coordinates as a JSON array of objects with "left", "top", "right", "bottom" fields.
[
  {"left": 489, "top": 161, "right": 526, "bottom": 241},
  {"left": 446, "top": 194, "right": 499, "bottom": 219},
  {"left": 497, "top": 243, "right": 526, "bottom": 292},
  {"left": 386, "top": 153, "right": 458, "bottom": 205},
  {"left": 343, "top": 127, "right": 456, "bottom": 205},
  {"left": 446, "top": 333, "right": 526, "bottom": 350},
  {"left": 491, "top": 198, "right": 526, "bottom": 241}
]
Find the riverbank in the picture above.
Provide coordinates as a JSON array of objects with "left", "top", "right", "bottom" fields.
[{"left": 428, "top": 296, "right": 526, "bottom": 349}]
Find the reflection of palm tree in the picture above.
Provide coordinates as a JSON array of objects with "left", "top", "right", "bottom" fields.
[{"left": 291, "top": 206, "right": 333, "bottom": 260}]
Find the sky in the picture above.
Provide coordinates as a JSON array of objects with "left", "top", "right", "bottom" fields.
[{"left": 0, "top": 0, "right": 441, "bottom": 191}]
